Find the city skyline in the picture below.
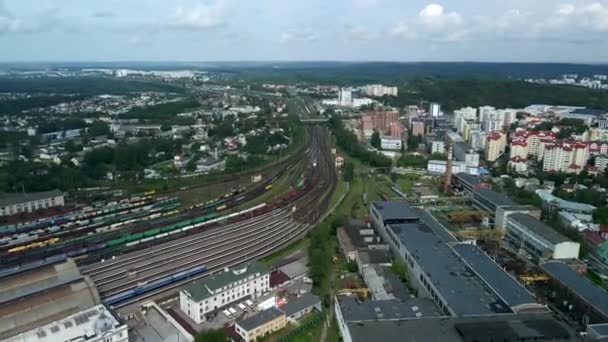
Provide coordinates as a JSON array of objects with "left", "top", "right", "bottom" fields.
[{"left": 1, "top": 0, "right": 608, "bottom": 63}]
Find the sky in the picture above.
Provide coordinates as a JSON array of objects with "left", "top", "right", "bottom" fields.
[{"left": 1, "top": 0, "right": 608, "bottom": 62}]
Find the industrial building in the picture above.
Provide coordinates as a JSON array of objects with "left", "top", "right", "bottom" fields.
[
  {"left": 234, "top": 307, "right": 286, "bottom": 342},
  {"left": 180, "top": 261, "right": 270, "bottom": 323},
  {"left": 0, "top": 258, "right": 110, "bottom": 341},
  {"left": 541, "top": 261, "right": 608, "bottom": 324},
  {"left": 472, "top": 188, "right": 519, "bottom": 224},
  {"left": 452, "top": 173, "right": 491, "bottom": 194},
  {"left": 280, "top": 293, "right": 322, "bottom": 323},
  {"left": 505, "top": 213, "right": 580, "bottom": 260},
  {"left": 369, "top": 201, "right": 543, "bottom": 317},
  {"left": 5, "top": 304, "right": 127, "bottom": 342},
  {"left": 494, "top": 205, "right": 541, "bottom": 230},
  {"left": 0, "top": 190, "right": 64, "bottom": 216}
]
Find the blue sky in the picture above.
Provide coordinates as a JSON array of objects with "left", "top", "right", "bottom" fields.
[{"left": 1, "top": 0, "right": 608, "bottom": 62}]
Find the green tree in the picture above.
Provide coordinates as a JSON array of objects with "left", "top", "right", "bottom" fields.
[
  {"left": 430, "top": 152, "right": 447, "bottom": 160},
  {"left": 161, "top": 123, "right": 172, "bottom": 132},
  {"left": 88, "top": 120, "right": 111, "bottom": 137},
  {"left": 371, "top": 130, "right": 381, "bottom": 149},
  {"left": 343, "top": 162, "right": 355, "bottom": 182},
  {"left": 195, "top": 329, "right": 229, "bottom": 342},
  {"left": 407, "top": 134, "right": 421, "bottom": 151}
]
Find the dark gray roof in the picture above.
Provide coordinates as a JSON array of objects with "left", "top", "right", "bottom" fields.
[
  {"left": 371, "top": 201, "right": 418, "bottom": 221},
  {"left": 508, "top": 213, "right": 570, "bottom": 244},
  {"left": 237, "top": 307, "right": 284, "bottom": 331},
  {"left": 345, "top": 313, "right": 574, "bottom": 342},
  {"left": 473, "top": 188, "right": 517, "bottom": 207},
  {"left": 357, "top": 249, "right": 391, "bottom": 265},
  {"left": 412, "top": 207, "right": 458, "bottom": 243},
  {"left": 451, "top": 244, "right": 538, "bottom": 309},
  {"left": 541, "top": 261, "right": 608, "bottom": 319},
  {"left": 390, "top": 223, "right": 511, "bottom": 316},
  {"left": 0, "top": 190, "right": 63, "bottom": 207},
  {"left": 454, "top": 173, "right": 483, "bottom": 186},
  {"left": 281, "top": 294, "right": 321, "bottom": 317},
  {"left": 588, "top": 323, "right": 608, "bottom": 337},
  {"left": 570, "top": 108, "right": 606, "bottom": 116},
  {"left": 337, "top": 295, "right": 442, "bottom": 321}
]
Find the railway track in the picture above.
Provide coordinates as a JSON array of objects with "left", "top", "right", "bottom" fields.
[{"left": 82, "top": 123, "right": 337, "bottom": 310}]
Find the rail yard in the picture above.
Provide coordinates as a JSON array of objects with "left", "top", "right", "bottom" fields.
[{"left": 0, "top": 123, "right": 338, "bottom": 316}]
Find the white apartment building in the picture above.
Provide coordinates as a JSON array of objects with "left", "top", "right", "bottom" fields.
[
  {"left": 596, "top": 155, "right": 608, "bottom": 173},
  {"left": 542, "top": 141, "right": 589, "bottom": 174},
  {"left": 485, "top": 131, "right": 507, "bottom": 162},
  {"left": 5, "top": 304, "right": 128, "bottom": 342},
  {"left": 469, "top": 130, "right": 487, "bottom": 151},
  {"left": 509, "top": 130, "right": 557, "bottom": 160},
  {"left": 180, "top": 262, "right": 270, "bottom": 323},
  {"left": 478, "top": 106, "right": 496, "bottom": 123},
  {"left": 429, "top": 103, "right": 441, "bottom": 117},
  {"left": 338, "top": 89, "right": 353, "bottom": 107},
  {"left": 453, "top": 107, "right": 477, "bottom": 131},
  {"left": 362, "top": 84, "right": 398, "bottom": 97},
  {"left": 430, "top": 140, "right": 445, "bottom": 154}
]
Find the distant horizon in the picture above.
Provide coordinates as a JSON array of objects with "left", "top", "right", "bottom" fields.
[{"left": 1, "top": 60, "right": 608, "bottom": 65}]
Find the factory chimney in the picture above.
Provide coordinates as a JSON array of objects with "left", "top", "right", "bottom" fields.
[{"left": 443, "top": 143, "right": 453, "bottom": 194}]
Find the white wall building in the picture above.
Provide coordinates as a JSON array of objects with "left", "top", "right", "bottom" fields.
[
  {"left": 5, "top": 304, "right": 128, "bottom": 342},
  {"left": 430, "top": 140, "right": 445, "bottom": 154},
  {"left": 362, "top": 85, "right": 398, "bottom": 97},
  {"left": 453, "top": 107, "right": 477, "bottom": 130},
  {"left": 180, "top": 262, "right": 270, "bottom": 323},
  {"left": 427, "top": 160, "right": 478, "bottom": 175},
  {"left": 469, "top": 130, "right": 487, "bottom": 151},
  {"left": 505, "top": 213, "right": 580, "bottom": 260},
  {"left": 485, "top": 131, "right": 507, "bottom": 162},
  {"left": 542, "top": 141, "right": 589, "bottom": 174},
  {"left": 429, "top": 103, "right": 441, "bottom": 117},
  {"left": 338, "top": 88, "right": 352, "bottom": 107},
  {"left": 0, "top": 190, "right": 64, "bottom": 216},
  {"left": 380, "top": 137, "right": 402, "bottom": 151}
]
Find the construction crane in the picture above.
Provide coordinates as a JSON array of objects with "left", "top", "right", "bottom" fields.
[
  {"left": 457, "top": 229, "right": 504, "bottom": 241},
  {"left": 338, "top": 288, "right": 371, "bottom": 300},
  {"left": 447, "top": 210, "right": 488, "bottom": 228}
]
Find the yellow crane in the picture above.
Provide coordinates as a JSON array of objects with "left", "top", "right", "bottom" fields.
[
  {"left": 338, "top": 288, "right": 371, "bottom": 300},
  {"left": 519, "top": 274, "right": 549, "bottom": 284}
]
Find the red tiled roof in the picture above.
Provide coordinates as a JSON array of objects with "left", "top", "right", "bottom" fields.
[
  {"left": 270, "top": 270, "right": 291, "bottom": 288},
  {"left": 583, "top": 230, "right": 605, "bottom": 247}
]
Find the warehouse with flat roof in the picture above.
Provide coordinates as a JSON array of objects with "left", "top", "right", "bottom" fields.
[
  {"left": 0, "top": 190, "right": 64, "bottom": 216},
  {"left": 370, "top": 201, "right": 543, "bottom": 317},
  {"left": 505, "top": 213, "right": 580, "bottom": 260},
  {"left": 541, "top": 261, "right": 608, "bottom": 324},
  {"left": 0, "top": 258, "right": 101, "bottom": 340}
]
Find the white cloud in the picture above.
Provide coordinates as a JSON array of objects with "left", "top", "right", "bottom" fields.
[
  {"left": 279, "top": 28, "right": 320, "bottom": 44},
  {"left": 417, "top": 3, "right": 465, "bottom": 41},
  {"left": 389, "top": 22, "right": 415, "bottom": 40},
  {"left": 557, "top": 4, "right": 575, "bottom": 15},
  {"left": 352, "top": 0, "right": 382, "bottom": 8},
  {"left": 0, "top": 0, "right": 24, "bottom": 33},
  {"left": 168, "top": 0, "right": 228, "bottom": 30},
  {"left": 348, "top": 25, "right": 374, "bottom": 41}
]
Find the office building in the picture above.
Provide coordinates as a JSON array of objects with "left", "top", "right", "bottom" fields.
[
  {"left": 453, "top": 107, "right": 477, "bottom": 130},
  {"left": 0, "top": 190, "right": 64, "bottom": 216},
  {"left": 453, "top": 142, "right": 479, "bottom": 167},
  {"left": 180, "top": 261, "right": 270, "bottom": 323},
  {"left": 478, "top": 106, "right": 496, "bottom": 123},
  {"left": 235, "top": 307, "right": 286, "bottom": 342},
  {"left": 380, "top": 136, "right": 402, "bottom": 151},
  {"left": 505, "top": 213, "right": 580, "bottom": 260},
  {"left": 485, "top": 131, "right": 507, "bottom": 162}
]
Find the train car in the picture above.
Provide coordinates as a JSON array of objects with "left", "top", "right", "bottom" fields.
[
  {"left": 104, "top": 265, "right": 206, "bottom": 306},
  {"left": 265, "top": 184, "right": 273, "bottom": 191},
  {"left": 216, "top": 205, "right": 228, "bottom": 212}
]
